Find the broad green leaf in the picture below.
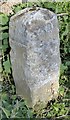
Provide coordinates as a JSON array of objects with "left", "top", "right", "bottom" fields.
[
  {"left": 2, "top": 100, "right": 12, "bottom": 111},
  {"left": 59, "top": 86, "right": 65, "bottom": 96},
  {"left": 0, "top": 40, "right": 2, "bottom": 50},
  {"left": 64, "top": 47, "right": 68, "bottom": 54},
  {"left": 60, "top": 109, "right": 66, "bottom": 115},
  {"left": 2, "top": 44, "right": 8, "bottom": 52},
  {"left": 0, "top": 106, "right": 10, "bottom": 118},
  {"left": 54, "top": 106, "right": 59, "bottom": 112},
  {"left": 44, "top": 2, "right": 56, "bottom": 12},
  {"left": 56, "top": 3, "right": 63, "bottom": 13},
  {"left": 20, "top": 3, "right": 27, "bottom": 8},
  {"left": 0, "top": 46, "right": 2, "bottom": 50},
  {"left": 1, "top": 93, "right": 9, "bottom": 101},
  {"left": 27, "top": 109, "right": 33, "bottom": 118},
  {"left": 0, "top": 40, "right": 2, "bottom": 45},
  {"left": 0, "top": 26, "right": 8, "bottom": 31},
  {"left": 3, "top": 60, "right": 11, "bottom": 73},
  {"left": 65, "top": 61, "right": 70, "bottom": 66},
  {"left": 11, "top": 95, "right": 17, "bottom": 100},
  {"left": 3, "top": 39, "right": 8, "bottom": 45},
  {"left": 61, "top": 29, "right": 68, "bottom": 40},
  {"left": 63, "top": 16, "right": 68, "bottom": 22},
  {"left": 0, "top": 14, "right": 8, "bottom": 25},
  {"left": 60, "top": 64, "right": 68, "bottom": 75},
  {"left": 13, "top": 6, "right": 22, "bottom": 13},
  {"left": 0, "top": 32, "right": 9, "bottom": 40}
]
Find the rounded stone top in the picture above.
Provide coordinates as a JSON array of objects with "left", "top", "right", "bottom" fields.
[
  {"left": 9, "top": 7, "right": 58, "bottom": 45},
  {"left": 10, "top": 7, "right": 57, "bottom": 23}
]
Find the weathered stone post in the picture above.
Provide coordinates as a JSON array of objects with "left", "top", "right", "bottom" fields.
[{"left": 9, "top": 7, "right": 60, "bottom": 107}]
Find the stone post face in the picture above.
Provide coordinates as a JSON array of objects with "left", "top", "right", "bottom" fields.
[{"left": 9, "top": 7, "right": 60, "bottom": 107}]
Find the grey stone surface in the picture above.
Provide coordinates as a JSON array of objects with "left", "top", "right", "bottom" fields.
[{"left": 9, "top": 7, "right": 61, "bottom": 107}]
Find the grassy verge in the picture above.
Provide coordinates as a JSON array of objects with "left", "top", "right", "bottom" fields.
[{"left": 0, "top": 1, "right": 70, "bottom": 119}]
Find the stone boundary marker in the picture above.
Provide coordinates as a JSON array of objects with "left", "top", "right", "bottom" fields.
[{"left": 9, "top": 7, "right": 61, "bottom": 107}]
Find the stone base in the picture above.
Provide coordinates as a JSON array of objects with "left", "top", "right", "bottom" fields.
[{"left": 16, "top": 80, "right": 59, "bottom": 107}]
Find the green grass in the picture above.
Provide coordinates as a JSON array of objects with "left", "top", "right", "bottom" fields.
[{"left": 0, "top": 1, "right": 70, "bottom": 119}]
